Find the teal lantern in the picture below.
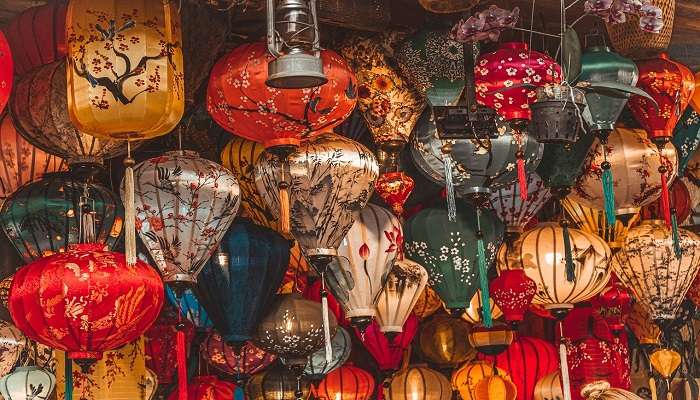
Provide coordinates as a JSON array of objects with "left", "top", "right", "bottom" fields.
[
  {"left": 673, "top": 108, "right": 700, "bottom": 175},
  {"left": 404, "top": 204, "right": 504, "bottom": 326}
]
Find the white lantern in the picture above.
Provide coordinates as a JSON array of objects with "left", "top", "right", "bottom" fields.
[
  {"left": 375, "top": 258, "right": 428, "bottom": 333},
  {"left": 0, "top": 366, "right": 56, "bottom": 400}
]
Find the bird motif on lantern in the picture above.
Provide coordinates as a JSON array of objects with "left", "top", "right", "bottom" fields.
[
  {"left": 0, "top": 31, "right": 12, "bottom": 115},
  {"left": 375, "top": 258, "right": 429, "bottom": 334},
  {"left": 490, "top": 269, "right": 537, "bottom": 326}
]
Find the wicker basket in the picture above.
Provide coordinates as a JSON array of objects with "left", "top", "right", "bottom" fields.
[
  {"left": 605, "top": 0, "right": 675, "bottom": 59},
  {"left": 418, "top": 0, "right": 480, "bottom": 14},
  {"left": 318, "top": 0, "right": 390, "bottom": 31}
]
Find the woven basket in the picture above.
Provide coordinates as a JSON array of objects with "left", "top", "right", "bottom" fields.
[
  {"left": 605, "top": 0, "right": 675, "bottom": 59},
  {"left": 418, "top": 0, "right": 480, "bottom": 13},
  {"left": 318, "top": 0, "right": 390, "bottom": 30}
]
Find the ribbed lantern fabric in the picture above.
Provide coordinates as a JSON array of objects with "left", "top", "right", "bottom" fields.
[
  {"left": 562, "top": 196, "right": 639, "bottom": 250},
  {"left": 579, "top": 381, "right": 643, "bottom": 400},
  {"left": 497, "top": 222, "right": 612, "bottom": 312},
  {"left": 385, "top": 365, "right": 452, "bottom": 400},
  {"left": 0, "top": 172, "right": 123, "bottom": 263},
  {"left": 166, "top": 376, "right": 236, "bottom": 400},
  {"left": 196, "top": 218, "right": 290, "bottom": 344},
  {"left": 254, "top": 132, "right": 379, "bottom": 260},
  {"left": 611, "top": 220, "right": 700, "bottom": 321},
  {"left": 534, "top": 371, "right": 564, "bottom": 400},
  {"left": 301, "top": 327, "right": 352, "bottom": 381},
  {"left": 452, "top": 361, "right": 512, "bottom": 400},
  {"left": 458, "top": 290, "right": 503, "bottom": 325},
  {"left": 478, "top": 336, "right": 559, "bottom": 400},
  {"left": 9, "top": 244, "right": 164, "bottom": 361},
  {"left": 418, "top": 315, "right": 476, "bottom": 367},
  {"left": 208, "top": 42, "right": 356, "bottom": 150},
  {"left": 201, "top": 332, "right": 277, "bottom": 379},
  {"left": 375, "top": 258, "right": 429, "bottom": 333},
  {"left": 144, "top": 308, "right": 194, "bottom": 385},
  {"left": 66, "top": 0, "right": 185, "bottom": 140},
  {"left": 490, "top": 173, "right": 552, "bottom": 234},
  {"left": 246, "top": 365, "right": 311, "bottom": 400},
  {"left": 128, "top": 151, "right": 240, "bottom": 284},
  {"left": 0, "top": 366, "right": 56, "bottom": 400},
  {"left": 475, "top": 375, "right": 518, "bottom": 400},
  {"left": 316, "top": 364, "right": 375, "bottom": 400},
  {"left": 413, "top": 286, "right": 441, "bottom": 320},
  {"left": 0, "top": 112, "right": 65, "bottom": 199},
  {"left": 0, "top": 321, "right": 26, "bottom": 376},
  {"left": 0, "top": 32, "right": 11, "bottom": 115},
  {"left": 375, "top": 172, "right": 415, "bottom": 217},
  {"left": 355, "top": 314, "right": 418, "bottom": 372},
  {"left": 324, "top": 204, "right": 401, "bottom": 324}
]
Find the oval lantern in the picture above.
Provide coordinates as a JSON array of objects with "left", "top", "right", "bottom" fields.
[
  {"left": 490, "top": 173, "right": 552, "bottom": 237},
  {"left": 562, "top": 196, "right": 639, "bottom": 250},
  {"left": 301, "top": 327, "right": 352, "bottom": 382},
  {"left": 254, "top": 293, "right": 338, "bottom": 370},
  {"left": 254, "top": 132, "right": 379, "bottom": 269},
  {"left": 567, "top": 332, "right": 618, "bottom": 397},
  {"left": 315, "top": 364, "right": 375, "bottom": 400},
  {"left": 324, "top": 203, "right": 401, "bottom": 327},
  {"left": 418, "top": 315, "right": 476, "bottom": 367},
  {"left": 413, "top": 286, "right": 441, "bottom": 320},
  {"left": 144, "top": 308, "right": 194, "bottom": 385},
  {"left": 0, "top": 366, "right": 56, "bottom": 400},
  {"left": 0, "top": 172, "right": 123, "bottom": 263},
  {"left": 624, "top": 302, "right": 661, "bottom": 346},
  {"left": 246, "top": 365, "right": 311, "bottom": 400},
  {"left": 9, "top": 244, "right": 164, "bottom": 363},
  {"left": 195, "top": 218, "right": 290, "bottom": 344},
  {"left": 475, "top": 42, "right": 561, "bottom": 123},
  {"left": 375, "top": 171, "right": 416, "bottom": 217},
  {"left": 0, "top": 112, "right": 65, "bottom": 199},
  {"left": 0, "top": 321, "right": 26, "bottom": 377},
  {"left": 385, "top": 365, "right": 451, "bottom": 400},
  {"left": 208, "top": 42, "right": 356, "bottom": 151},
  {"left": 375, "top": 258, "right": 429, "bottom": 334},
  {"left": 478, "top": 336, "right": 560, "bottom": 400},
  {"left": 490, "top": 269, "right": 537, "bottom": 326},
  {"left": 611, "top": 220, "right": 700, "bottom": 322},
  {"left": 458, "top": 289, "right": 504, "bottom": 325},
  {"left": 166, "top": 376, "right": 236, "bottom": 400},
  {"left": 452, "top": 361, "right": 512, "bottom": 400},
  {"left": 468, "top": 322, "right": 515, "bottom": 357},
  {"left": 128, "top": 151, "right": 240, "bottom": 284},
  {"left": 497, "top": 222, "right": 612, "bottom": 316},
  {"left": 202, "top": 332, "right": 277, "bottom": 380},
  {"left": 0, "top": 31, "right": 11, "bottom": 115},
  {"left": 355, "top": 314, "right": 418, "bottom": 372},
  {"left": 534, "top": 371, "right": 564, "bottom": 400}
]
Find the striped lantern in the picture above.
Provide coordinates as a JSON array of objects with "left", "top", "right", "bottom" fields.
[
  {"left": 452, "top": 361, "right": 512, "bottom": 400},
  {"left": 246, "top": 365, "right": 311, "bottom": 400},
  {"left": 458, "top": 289, "right": 503, "bottom": 325},
  {"left": 490, "top": 173, "right": 551, "bottom": 236},
  {"left": 534, "top": 371, "right": 564, "bottom": 400},
  {"left": 385, "top": 365, "right": 452, "bottom": 400},
  {"left": 375, "top": 258, "right": 428, "bottom": 333},
  {"left": 563, "top": 196, "right": 639, "bottom": 250},
  {"left": 418, "top": 315, "right": 476, "bottom": 368},
  {"left": 315, "top": 364, "right": 375, "bottom": 400},
  {"left": 475, "top": 376, "right": 517, "bottom": 400}
]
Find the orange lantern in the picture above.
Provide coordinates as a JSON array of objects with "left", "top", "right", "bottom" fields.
[{"left": 315, "top": 364, "right": 375, "bottom": 400}]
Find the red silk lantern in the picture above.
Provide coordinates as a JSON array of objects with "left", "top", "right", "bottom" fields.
[
  {"left": 590, "top": 277, "right": 633, "bottom": 335},
  {"left": 0, "top": 31, "right": 12, "bottom": 114},
  {"left": 201, "top": 331, "right": 277, "bottom": 379},
  {"left": 475, "top": 42, "right": 560, "bottom": 122},
  {"left": 144, "top": 307, "right": 194, "bottom": 385},
  {"left": 355, "top": 314, "right": 418, "bottom": 372},
  {"left": 478, "top": 336, "right": 559, "bottom": 400},
  {"left": 629, "top": 53, "right": 695, "bottom": 146},
  {"left": 490, "top": 269, "right": 536, "bottom": 325},
  {"left": 567, "top": 334, "right": 617, "bottom": 400},
  {"left": 167, "top": 375, "right": 237, "bottom": 400},
  {"left": 8, "top": 243, "right": 164, "bottom": 363},
  {"left": 316, "top": 364, "right": 375, "bottom": 400},
  {"left": 374, "top": 172, "right": 415, "bottom": 217},
  {"left": 207, "top": 42, "right": 357, "bottom": 151},
  {"left": 304, "top": 278, "right": 349, "bottom": 327},
  {"left": 2, "top": 2, "right": 66, "bottom": 76}
]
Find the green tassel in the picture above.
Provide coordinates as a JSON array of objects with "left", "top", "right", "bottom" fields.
[
  {"left": 602, "top": 162, "right": 616, "bottom": 226},
  {"left": 65, "top": 355, "right": 73, "bottom": 400},
  {"left": 562, "top": 220, "right": 575, "bottom": 282},
  {"left": 476, "top": 209, "right": 492, "bottom": 328},
  {"left": 672, "top": 210, "right": 682, "bottom": 258}
]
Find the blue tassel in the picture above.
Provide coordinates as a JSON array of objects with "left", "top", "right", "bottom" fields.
[
  {"left": 602, "top": 161, "right": 616, "bottom": 226},
  {"left": 672, "top": 210, "right": 682, "bottom": 258},
  {"left": 234, "top": 385, "right": 245, "bottom": 400},
  {"left": 562, "top": 221, "right": 575, "bottom": 282},
  {"left": 476, "top": 209, "right": 492, "bottom": 328},
  {"left": 65, "top": 355, "right": 73, "bottom": 400}
]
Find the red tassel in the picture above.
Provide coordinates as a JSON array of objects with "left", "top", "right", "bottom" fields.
[
  {"left": 660, "top": 167, "right": 671, "bottom": 227},
  {"left": 517, "top": 155, "right": 528, "bottom": 201},
  {"left": 177, "top": 320, "right": 187, "bottom": 400}
]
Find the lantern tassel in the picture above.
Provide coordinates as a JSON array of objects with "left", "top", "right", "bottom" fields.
[
  {"left": 320, "top": 273, "right": 333, "bottom": 364},
  {"left": 278, "top": 160, "right": 291, "bottom": 234},
  {"left": 660, "top": 165, "right": 672, "bottom": 227},
  {"left": 65, "top": 354, "right": 73, "bottom": 400},
  {"left": 124, "top": 148, "right": 137, "bottom": 265},
  {"left": 443, "top": 152, "right": 456, "bottom": 222},
  {"left": 650, "top": 377, "right": 658, "bottom": 400},
  {"left": 559, "top": 339, "right": 572, "bottom": 400},
  {"left": 672, "top": 209, "right": 682, "bottom": 258},
  {"left": 602, "top": 161, "right": 616, "bottom": 226},
  {"left": 176, "top": 319, "right": 188, "bottom": 400},
  {"left": 517, "top": 148, "right": 528, "bottom": 201},
  {"left": 476, "top": 209, "right": 492, "bottom": 328},
  {"left": 561, "top": 220, "right": 575, "bottom": 282}
]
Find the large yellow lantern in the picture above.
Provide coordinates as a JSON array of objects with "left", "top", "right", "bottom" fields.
[
  {"left": 385, "top": 365, "right": 451, "bottom": 400},
  {"left": 611, "top": 220, "right": 700, "bottom": 322},
  {"left": 534, "top": 371, "right": 563, "bottom": 400},
  {"left": 418, "top": 315, "right": 476, "bottom": 368},
  {"left": 563, "top": 197, "right": 639, "bottom": 250},
  {"left": 451, "top": 361, "right": 512, "bottom": 400},
  {"left": 497, "top": 222, "right": 612, "bottom": 317}
]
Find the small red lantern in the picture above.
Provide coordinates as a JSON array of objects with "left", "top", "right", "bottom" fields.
[
  {"left": 591, "top": 277, "right": 632, "bottom": 335},
  {"left": 144, "top": 307, "right": 194, "bottom": 385},
  {"left": 374, "top": 172, "right": 415, "bottom": 217},
  {"left": 167, "top": 376, "right": 237, "bottom": 400},
  {"left": 567, "top": 334, "right": 617, "bottom": 400},
  {"left": 316, "top": 364, "right": 375, "bottom": 400},
  {"left": 355, "top": 314, "right": 418, "bottom": 372},
  {"left": 9, "top": 244, "right": 164, "bottom": 364},
  {"left": 0, "top": 31, "right": 12, "bottom": 114},
  {"left": 207, "top": 42, "right": 357, "bottom": 152},
  {"left": 201, "top": 331, "right": 277, "bottom": 379},
  {"left": 475, "top": 42, "right": 560, "bottom": 123},
  {"left": 490, "top": 269, "right": 536, "bottom": 326}
]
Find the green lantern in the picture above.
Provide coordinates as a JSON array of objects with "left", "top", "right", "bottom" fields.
[
  {"left": 536, "top": 135, "right": 594, "bottom": 199},
  {"left": 404, "top": 204, "right": 504, "bottom": 325},
  {"left": 672, "top": 107, "right": 700, "bottom": 175},
  {"left": 396, "top": 28, "right": 465, "bottom": 106}
]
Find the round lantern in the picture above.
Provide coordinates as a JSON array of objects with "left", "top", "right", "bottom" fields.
[
  {"left": 611, "top": 220, "right": 700, "bottom": 322},
  {"left": 640, "top": 178, "right": 693, "bottom": 223},
  {"left": 384, "top": 365, "right": 451, "bottom": 400},
  {"left": 0, "top": 321, "right": 26, "bottom": 376},
  {"left": 0, "top": 366, "right": 56, "bottom": 400},
  {"left": 315, "top": 364, "right": 375, "bottom": 400},
  {"left": 202, "top": 332, "right": 277, "bottom": 379},
  {"left": 246, "top": 366, "right": 311, "bottom": 400},
  {"left": 355, "top": 314, "right": 418, "bottom": 372},
  {"left": 458, "top": 289, "right": 504, "bottom": 325},
  {"left": 375, "top": 172, "right": 415, "bottom": 217},
  {"left": 497, "top": 222, "right": 612, "bottom": 316},
  {"left": 475, "top": 375, "right": 518, "bottom": 400},
  {"left": 571, "top": 127, "right": 678, "bottom": 220},
  {"left": 0, "top": 172, "right": 123, "bottom": 263},
  {"left": 324, "top": 203, "right": 401, "bottom": 327},
  {"left": 629, "top": 53, "right": 695, "bottom": 147},
  {"left": 624, "top": 302, "right": 661, "bottom": 346},
  {"left": 196, "top": 218, "right": 290, "bottom": 344},
  {"left": 254, "top": 293, "right": 338, "bottom": 370},
  {"left": 580, "top": 381, "right": 642, "bottom": 400},
  {"left": 563, "top": 196, "right": 639, "bottom": 250},
  {"left": 418, "top": 315, "right": 476, "bottom": 367},
  {"left": 534, "top": 371, "right": 564, "bottom": 400},
  {"left": 66, "top": 0, "right": 184, "bottom": 141},
  {"left": 128, "top": 150, "right": 240, "bottom": 284},
  {"left": 0, "top": 112, "right": 65, "bottom": 199},
  {"left": 452, "top": 361, "right": 512, "bottom": 400},
  {"left": 301, "top": 327, "right": 352, "bottom": 382},
  {"left": 490, "top": 269, "right": 537, "bottom": 325},
  {"left": 490, "top": 173, "right": 551, "bottom": 237},
  {"left": 144, "top": 307, "right": 194, "bottom": 385},
  {"left": 467, "top": 322, "right": 514, "bottom": 356},
  {"left": 478, "top": 336, "right": 559, "bottom": 400},
  {"left": 3, "top": 2, "right": 67, "bottom": 76},
  {"left": 413, "top": 286, "right": 441, "bottom": 320},
  {"left": 375, "top": 258, "right": 429, "bottom": 333},
  {"left": 0, "top": 32, "right": 11, "bottom": 115},
  {"left": 254, "top": 132, "right": 379, "bottom": 267},
  {"left": 11, "top": 60, "right": 131, "bottom": 169},
  {"left": 475, "top": 42, "right": 560, "bottom": 123},
  {"left": 208, "top": 42, "right": 356, "bottom": 151},
  {"left": 9, "top": 244, "right": 164, "bottom": 363},
  {"left": 166, "top": 376, "right": 236, "bottom": 400}
]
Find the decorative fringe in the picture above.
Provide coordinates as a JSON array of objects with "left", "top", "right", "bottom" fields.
[
  {"left": 650, "top": 377, "right": 658, "bottom": 400},
  {"left": 65, "top": 354, "right": 73, "bottom": 400},
  {"left": 443, "top": 154, "right": 456, "bottom": 222},
  {"left": 559, "top": 340, "right": 572, "bottom": 400},
  {"left": 476, "top": 209, "right": 492, "bottom": 328},
  {"left": 672, "top": 210, "right": 682, "bottom": 258},
  {"left": 176, "top": 319, "right": 188, "bottom": 400},
  {"left": 659, "top": 167, "right": 671, "bottom": 227},
  {"left": 124, "top": 158, "right": 136, "bottom": 266},
  {"left": 517, "top": 152, "right": 528, "bottom": 201},
  {"left": 561, "top": 220, "right": 575, "bottom": 282},
  {"left": 321, "top": 274, "right": 333, "bottom": 364},
  {"left": 602, "top": 162, "right": 616, "bottom": 226}
]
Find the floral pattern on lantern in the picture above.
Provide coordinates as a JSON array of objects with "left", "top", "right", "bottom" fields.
[
  {"left": 490, "top": 173, "right": 551, "bottom": 234},
  {"left": 375, "top": 172, "right": 415, "bottom": 217},
  {"left": 490, "top": 269, "right": 537, "bottom": 325},
  {"left": 201, "top": 332, "right": 276, "bottom": 379}
]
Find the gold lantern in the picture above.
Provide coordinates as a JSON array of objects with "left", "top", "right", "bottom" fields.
[
  {"left": 456, "top": 289, "right": 503, "bottom": 325},
  {"left": 563, "top": 196, "right": 639, "bottom": 250},
  {"left": 580, "top": 381, "right": 644, "bottom": 400},
  {"left": 534, "top": 371, "right": 563, "bottom": 400},
  {"left": 475, "top": 375, "right": 517, "bottom": 400},
  {"left": 418, "top": 315, "right": 476, "bottom": 368},
  {"left": 385, "top": 365, "right": 452, "bottom": 400},
  {"left": 452, "top": 361, "right": 512, "bottom": 400}
]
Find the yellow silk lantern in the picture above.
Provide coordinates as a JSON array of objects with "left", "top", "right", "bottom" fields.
[
  {"left": 563, "top": 197, "right": 639, "bottom": 250},
  {"left": 418, "top": 315, "right": 476, "bottom": 367},
  {"left": 452, "top": 361, "right": 512, "bottom": 400},
  {"left": 56, "top": 338, "right": 158, "bottom": 400},
  {"left": 534, "top": 371, "right": 564, "bottom": 400},
  {"left": 385, "top": 365, "right": 451, "bottom": 400},
  {"left": 475, "top": 375, "right": 518, "bottom": 400},
  {"left": 457, "top": 290, "right": 503, "bottom": 324},
  {"left": 65, "top": 0, "right": 184, "bottom": 140},
  {"left": 650, "top": 349, "right": 682, "bottom": 379}
]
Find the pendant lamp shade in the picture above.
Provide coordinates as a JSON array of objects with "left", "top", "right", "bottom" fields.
[
  {"left": 375, "top": 258, "right": 429, "bottom": 333},
  {"left": 384, "top": 365, "right": 452, "bottom": 400},
  {"left": 413, "top": 286, "right": 441, "bottom": 320},
  {"left": 458, "top": 289, "right": 503, "bottom": 324},
  {"left": 562, "top": 196, "right": 639, "bottom": 250},
  {"left": 246, "top": 365, "right": 311, "bottom": 400},
  {"left": 623, "top": 302, "right": 661, "bottom": 345},
  {"left": 452, "top": 361, "right": 512, "bottom": 400},
  {"left": 0, "top": 366, "right": 56, "bottom": 400},
  {"left": 144, "top": 308, "right": 194, "bottom": 385},
  {"left": 536, "top": 135, "right": 595, "bottom": 195},
  {"left": 315, "top": 364, "right": 375, "bottom": 400},
  {"left": 418, "top": 315, "right": 476, "bottom": 367}
]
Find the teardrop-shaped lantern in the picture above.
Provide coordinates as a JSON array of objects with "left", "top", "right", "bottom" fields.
[
  {"left": 301, "top": 327, "right": 352, "bottom": 382},
  {"left": 196, "top": 218, "right": 290, "bottom": 344},
  {"left": 413, "top": 286, "right": 442, "bottom": 320},
  {"left": 650, "top": 349, "right": 682, "bottom": 379},
  {"left": 201, "top": 332, "right": 277, "bottom": 380},
  {"left": 375, "top": 259, "right": 429, "bottom": 334},
  {"left": 254, "top": 132, "right": 379, "bottom": 268},
  {"left": 324, "top": 204, "right": 401, "bottom": 327},
  {"left": 452, "top": 361, "right": 512, "bottom": 400},
  {"left": 0, "top": 366, "right": 55, "bottom": 400},
  {"left": 384, "top": 365, "right": 451, "bottom": 400},
  {"left": 127, "top": 151, "right": 240, "bottom": 284},
  {"left": 375, "top": 172, "right": 415, "bottom": 217},
  {"left": 536, "top": 135, "right": 595, "bottom": 198}
]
